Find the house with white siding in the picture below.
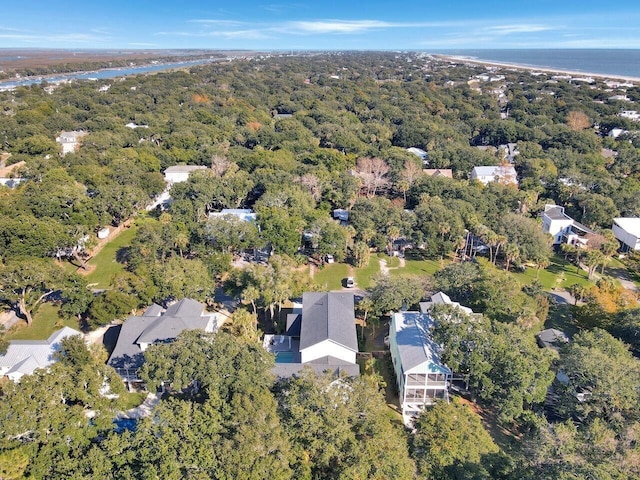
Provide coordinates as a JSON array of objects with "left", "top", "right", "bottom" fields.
[
  {"left": 542, "top": 204, "right": 593, "bottom": 247},
  {"left": 163, "top": 165, "right": 207, "bottom": 184},
  {"left": 389, "top": 310, "right": 451, "bottom": 425},
  {"left": 612, "top": 217, "right": 640, "bottom": 251},
  {"left": 470, "top": 165, "right": 518, "bottom": 186},
  {"left": 56, "top": 130, "right": 87, "bottom": 156},
  {"left": 263, "top": 292, "right": 359, "bottom": 377}
]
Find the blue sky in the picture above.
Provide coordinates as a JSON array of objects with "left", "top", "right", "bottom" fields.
[{"left": 2, "top": 1, "right": 640, "bottom": 50}]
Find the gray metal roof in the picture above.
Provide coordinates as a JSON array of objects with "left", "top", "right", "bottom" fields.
[
  {"left": 164, "top": 298, "right": 205, "bottom": 317},
  {"left": 536, "top": 328, "right": 569, "bottom": 349},
  {"left": 392, "top": 312, "right": 451, "bottom": 374},
  {"left": 299, "top": 292, "right": 357, "bottom": 352},
  {"left": 544, "top": 205, "right": 571, "bottom": 221},
  {"left": 0, "top": 327, "right": 81, "bottom": 377},
  {"left": 108, "top": 299, "right": 215, "bottom": 370},
  {"left": 143, "top": 304, "right": 164, "bottom": 317},
  {"left": 107, "top": 316, "right": 157, "bottom": 370}
]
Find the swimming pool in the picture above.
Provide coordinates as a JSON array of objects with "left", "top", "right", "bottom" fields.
[{"left": 275, "top": 351, "right": 295, "bottom": 363}]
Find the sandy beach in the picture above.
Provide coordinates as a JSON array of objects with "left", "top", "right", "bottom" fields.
[{"left": 433, "top": 54, "right": 640, "bottom": 84}]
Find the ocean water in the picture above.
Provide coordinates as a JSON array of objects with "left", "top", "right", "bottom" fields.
[{"left": 432, "top": 49, "right": 640, "bottom": 78}]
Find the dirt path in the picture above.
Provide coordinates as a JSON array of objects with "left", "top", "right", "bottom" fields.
[{"left": 379, "top": 258, "right": 389, "bottom": 275}]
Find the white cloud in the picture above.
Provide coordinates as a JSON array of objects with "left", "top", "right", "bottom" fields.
[
  {"left": 156, "top": 29, "right": 270, "bottom": 40},
  {"left": 189, "top": 19, "right": 246, "bottom": 27},
  {"left": 484, "top": 24, "right": 552, "bottom": 35},
  {"left": 285, "top": 20, "right": 393, "bottom": 34}
]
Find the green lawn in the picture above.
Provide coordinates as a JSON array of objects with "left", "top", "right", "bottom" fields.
[
  {"left": 390, "top": 258, "right": 445, "bottom": 277},
  {"left": 6, "top": 303, "right": 80, "bottom": 340},
  {"left": 118, "top": 391, "right": 147, "bottom": 410},
  {"left": 312, "top": 263, "right": 350, "bottom": 290},
  {"left": 510, "top": 255, "right": 592, "bottom": 290},
  {"left": 354, "top": 256, "right": 381, "bottom": 289},
  {"left": 85, "top": 223, "right": 140, "bottom": 288}
]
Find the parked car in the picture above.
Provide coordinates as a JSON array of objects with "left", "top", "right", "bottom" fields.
[
  {"left": 345, "top": 277, "right": 355, "bottom": 288},
  {"left": 326, "top": 254, "right": 334, "bottom": 264}
]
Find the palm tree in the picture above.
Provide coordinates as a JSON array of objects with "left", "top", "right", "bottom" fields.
[
  {"left": 567, "top": 283, "right": 589, "bottom": 305},
  {"left": 504, "top": 242, "right": 520, "bottom": 271},
  {"left": 493, "top": 234, "right": 507, "bottom": 265},
  {"left": 173, "top": 232, "right": 189, "bottom": 258}
]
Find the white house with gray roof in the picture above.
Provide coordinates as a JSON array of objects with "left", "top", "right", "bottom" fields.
[
  {"left": 612, "top": 217, "right": 640, "bottom": 251},
  {"left": 470, "top": 165, "right": 518, "bottom": 186},
  {"left": 0, "top": 327, "right": 81, "bottom": 382},
  {"left": 420, "top": 291, "right": 474, "bottom": 316},
  {"left": 108, "top": 298, "right": 217, "bottom": 382},
  {"left": 263, "top": 292, "right": 359, "bottom": 377},
  {"left": 56, "top": 130, "right": 87, "bottom": 156},
  {"left": 163, "top": 165, "right": 208, "bottom": 184},
  {"left": 542, "top": 204, "right": 594, "bottom": 247},
  {"left": 389, "top": 311, "right": 451, "bottom": 425}
]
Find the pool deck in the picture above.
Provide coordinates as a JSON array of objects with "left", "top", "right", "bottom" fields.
[{"left": 263, "top": 334, "right": 301, "bottom": 362}]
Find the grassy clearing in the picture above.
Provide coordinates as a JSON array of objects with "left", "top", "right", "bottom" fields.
[
  {"left": 386, "top": 256, "right": 401, "bottom": 268},
  {"left": 510, "top": 255, "right": 592, "bottom": 290},
  {"left": 354, "top": 256, "right": 381, "bottom": 289},
  {"left": 6, "top": 303, "right": 79, "bottom": 340},
  {"left": 85, "top": 223, "right": 140, "bottom": 288},
  {"left": 312, "top": 263, "right": 350, "bottom": 290},
  {"left": 391, "top": 258, "right": 445, "bottom": 277}
]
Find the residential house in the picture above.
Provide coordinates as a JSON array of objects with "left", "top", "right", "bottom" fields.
[
  {"left": 620, "top": 110, "right": 640, "bottom": 121},
  {"left": 608, "top": 128, "right": 628, "bottom": 139},
  {"left": 608, "top": 95, "right": 632, "bottom": 102},
  {"left": 208, "top": 208, "right": 257, "bottom": 223},
  {"left": 499, "top": 143, "right": 520, "bottom": 163},
  {"left": 536, "top": 328, "right": 569, "bottom": 352},
  {"left": 423, "top": 169, "right": 453, "bottom": 179},
  {"left": 108, "top": 299, "right": 217, "bottom": 383},
  {"left": 419, "top": 291, "right": 474, "bottom": 316},
  {"left": 389, "top": 310, "right": 452, "bottom": 425},
  {"left": 542, "top": 204, "right": 594, "bottom": 247},
  {"left": 0, "top": 178, "right": 23, "bottom": 188},
  {"left": 612, "top": 217, "right": 640, "bottom": 251},
  {"left": 333, "top": 208, "right": 349, "bottom": 223},
  {"left": 263, "top": 292, "right": 360, "bottom": 377},
  {"left": 0, "top": 327, "right": 81, "bottom": 382},
  {"left": 406, "top": 147, "right": 428, "bottom": 163},
  {"left": 56, "top": 130, "right": 87, "bottom": 156},
  {"left": 163, "top": 165, "right": 208, "bottom": 185},
  {"left": 470, "top": 165, "right": 518, "bottom": 186}
]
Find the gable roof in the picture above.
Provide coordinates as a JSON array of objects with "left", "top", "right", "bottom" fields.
[
  {"left": 0, "top": 327, "right": 81, "bottom": 379},
  {"left": 423, "top": 169, "right": 453, "bottom": 178},
  {"left": 392, "top": 312, "right": 451, "bottom": 374},
  {"left": 164, "top": 165, "right": 208, "bottom": 175},
  {"left": 299, "top": 292, "right": 357, "bottom": 352},
  {"left": 471, "top": 165, "right": 516, "bottom": 177},
  {"left": 419, "top": 291, "right": 473, "bottom": 315},
  {"left": 108, "top": 299, "right": 215, "bottom": 370},
  {"left": 614, "top": 217, "right": 640, "bottom": 237},
  {"left": 536, "top": 328, "right": 569, "bottom": 349}
]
